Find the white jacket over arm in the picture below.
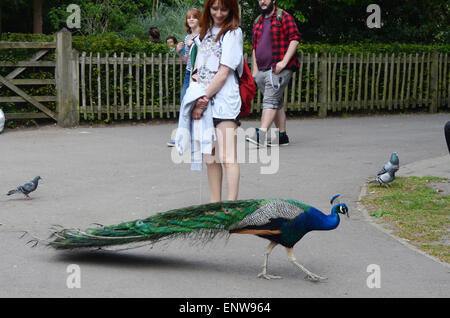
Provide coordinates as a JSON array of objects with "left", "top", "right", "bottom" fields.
[{"left": 175, "top": 82, "right": 216, "bottom": 171}]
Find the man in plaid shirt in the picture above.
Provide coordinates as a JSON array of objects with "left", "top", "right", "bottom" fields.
[{"left": 247, "top": 0, "right": 301, "bottom": 147}]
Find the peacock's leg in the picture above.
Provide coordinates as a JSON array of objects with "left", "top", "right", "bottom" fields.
[
  {"left": 285, "top": 248, "right": 327, "bottom": 282},
  {"left": 257, "top": 241, "right": 282, "bottom": 280}
]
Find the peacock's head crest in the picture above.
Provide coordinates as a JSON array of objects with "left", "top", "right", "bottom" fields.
[
  {"left": 330, "top": 194, "right": 349, "bottom": 218},
  {"left": 330, "top": 194, "right": 341, "bottom": 205}
]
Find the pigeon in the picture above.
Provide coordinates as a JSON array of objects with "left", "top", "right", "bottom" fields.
[
  {"left": 377, "top": 152, "right": 399, "bottom": 176},
  {"left": 7, "top": 176, "right": 42, "bottom": 200},
  {"left": 368, "top": 170, "right": 395, "bottom": 188}
]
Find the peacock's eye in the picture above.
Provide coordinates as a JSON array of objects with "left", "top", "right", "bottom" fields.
[{"left": 339, "top": 206, "right": 344, "bottom": 213}]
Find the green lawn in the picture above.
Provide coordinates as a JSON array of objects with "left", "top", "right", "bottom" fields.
[{"left": 361, "top": 176, "right": 450, "bottom": 263}]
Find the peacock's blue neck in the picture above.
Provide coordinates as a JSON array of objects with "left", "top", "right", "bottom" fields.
[
  {"left": 302, "top": 206, "right": 340, "bottom": 231},
  {"left": 278, "top": 205, "right": 341, "bottom": 247}
]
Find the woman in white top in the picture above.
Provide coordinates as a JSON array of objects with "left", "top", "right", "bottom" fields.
[{"left": 191, "top": 0, "right": 243, "bottom": 202}]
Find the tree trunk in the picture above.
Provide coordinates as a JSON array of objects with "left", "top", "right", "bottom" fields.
[
  {"left": 33, "top": 0, "right": 43, "bottom": 34},
  {"left": 0, "top": 0, "right": 3, "bottom": 34}
]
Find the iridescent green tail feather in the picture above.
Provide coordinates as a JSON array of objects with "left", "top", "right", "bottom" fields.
[{"left": 49, "top": 200, "right": 266, "bottom": 249}]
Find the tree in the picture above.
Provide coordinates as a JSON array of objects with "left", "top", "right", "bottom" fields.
[
  {"left": 33, "top": 0, "right": 43, "bottom": 34},
  {"left": 274, "top": 0, "right": 449, "bottom": 43},
  {"left": 47, "top": 0, "right": 154, "bottom": 35}
]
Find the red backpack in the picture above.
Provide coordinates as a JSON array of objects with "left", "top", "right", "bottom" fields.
[{"left": 236, "top": 59, "right": 256, "bottom": 117}]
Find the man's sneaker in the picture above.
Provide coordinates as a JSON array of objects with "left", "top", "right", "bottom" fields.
[
  {"left": 267, "top": 131, "right": 289, "bottom": 147},
  {"left": 245, "top": 128, "right": 268, "bottom": 147},
  {"left": 167, "top": 140, "right": 175, "bottom": 147},
  {"left": 279, "top": 132, "right": 289, "bottom": 146}
]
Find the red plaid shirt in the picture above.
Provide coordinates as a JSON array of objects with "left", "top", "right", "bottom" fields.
[{"left": 252, "top": 7, "right": 301, "bottom": 71}]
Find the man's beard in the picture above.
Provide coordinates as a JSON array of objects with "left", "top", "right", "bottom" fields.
[{"left": 260, "top": 1, "right": 274, "bottom": 15}]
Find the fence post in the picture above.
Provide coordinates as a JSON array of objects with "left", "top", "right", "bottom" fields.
[
  {"left": 429, "top": 51, "right": 439, "bottom": 113},
  {"left": 319, "top": 53, "right": 328, "bottom": 118},
  {"left": 72, "top": 48, "right": 80, "bottom": 121},
  {"left": 56, "top": 28, "right": 79, "bottom": 127}
]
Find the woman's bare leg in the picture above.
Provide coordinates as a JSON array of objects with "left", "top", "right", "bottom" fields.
[
  {"left": 204, "top": 147, "right": 222, "bottom": 203},
  {"left": 215, "top": 121, "right": 240, "bottom": 201}
]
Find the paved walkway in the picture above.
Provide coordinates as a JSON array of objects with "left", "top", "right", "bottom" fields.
[{"left": 0, "top": 113, "right": 449, "bottom": 297}]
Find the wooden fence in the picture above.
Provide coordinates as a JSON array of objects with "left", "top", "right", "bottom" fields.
[
  {"left": 0, "top": 29, "right": 448, "bottom": 127},
  {"left": 77, "top": 51, "right": 449, "bottom": 120}
]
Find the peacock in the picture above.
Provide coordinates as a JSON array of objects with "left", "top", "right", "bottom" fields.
[{"left": 48, "top": 195, "right": 349, "bottom": 281}]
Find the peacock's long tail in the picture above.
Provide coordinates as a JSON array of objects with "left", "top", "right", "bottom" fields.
[{"left": 48, "top": 200, "right": 265, "bottom": 250}]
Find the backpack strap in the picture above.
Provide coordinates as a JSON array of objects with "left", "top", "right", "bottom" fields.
[
  {"left": 254, "top": 8, "right": 284, "bottom": 25},
  {"left": 276, "top": 8, "right": 284, "bottom": 22},
  {"left": 253, "top": 14, "right": 262, "bottom": 25},
  {"left": 189, "top": 44, "right": 198, "bottom": 71}
]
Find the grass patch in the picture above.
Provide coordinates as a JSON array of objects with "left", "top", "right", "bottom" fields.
[{"left": 361, "top": 176, "right": 450, "bottom": 263}]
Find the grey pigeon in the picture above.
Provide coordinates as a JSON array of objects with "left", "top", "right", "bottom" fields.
[
  {"left": 369, "top": 170, "right": 395, "bottom": 188},
  {"left": 377, "top": 152, "right": 399, "bottom": 176},
  {"left": 7, "top": 176, "right": 42, "bottom": 200}
]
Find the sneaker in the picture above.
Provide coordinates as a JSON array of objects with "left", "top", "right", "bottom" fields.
[
  {"left": 279, "top": 132, "right": 289, "bottom": 146},
  {"left": 245, "top": 128, "right": 268, "bottom": 147},
  {"left": 167, "top": 140, "right": 175, "bottom": 147},
  {"left": 267, "top": 131, "right": 289, "bottom": 147}
]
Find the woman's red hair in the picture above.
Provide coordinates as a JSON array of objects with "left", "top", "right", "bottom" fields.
[
  {"left": 199, "top": 0, "right": 240, "bottom": 42},
  {"left": 185, "top": 8, "right": 202, "bottom": 34}
]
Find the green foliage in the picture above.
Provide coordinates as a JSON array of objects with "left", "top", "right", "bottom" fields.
[
  {"left": 120, "top": 0, "right": 203, "bottom": 43},
  {"left": 72, "top": 33, "right": 169, "bottom": 55},
  {"left": 3, "top": 0, "right": 449, "bottom": 44},
  {"left": 47, "top": 0, "right": 154, "bottom": 36},
  {"left": 276, "top": 0, "right": 449, "bottom": 44},
  {"left": 239, "top": 0, "right": 261, "bottom": 41},
  {"left": 0, "top": 33, "right": 54, "bottom": 42}
]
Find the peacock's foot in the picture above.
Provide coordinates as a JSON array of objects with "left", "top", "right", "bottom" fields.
[
  {"left": 257, "top": 272, "right": 282, "bottom": 280},
  {"left": 304, "top": 273, "right": 328, "bottom": 282}
]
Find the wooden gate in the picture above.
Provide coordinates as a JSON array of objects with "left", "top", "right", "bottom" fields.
[{"left": 0, "top": 29, "right": 79, "bottom": 127}]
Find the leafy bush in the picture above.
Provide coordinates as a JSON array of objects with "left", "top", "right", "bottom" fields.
[
  {"left": 72, "top": 33, "right": 169, "bottom": 55},
  {"left": 120, "top": 0, "right": 202, "bottom": 44}
]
